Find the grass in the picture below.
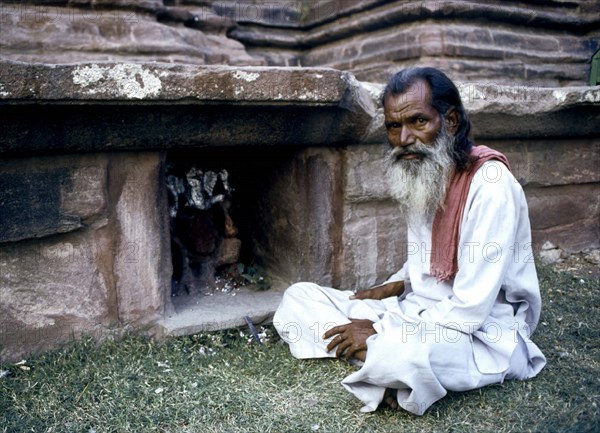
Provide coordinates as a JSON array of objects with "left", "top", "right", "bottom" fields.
[{"left": 1, "top": 263, "right": 599, "bottom": 433}]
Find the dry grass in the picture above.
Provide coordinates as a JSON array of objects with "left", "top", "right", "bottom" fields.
[{"left": 1, "top": 263, "right": 599, "bottom": 432}]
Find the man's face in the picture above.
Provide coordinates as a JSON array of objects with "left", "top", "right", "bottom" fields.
[
  {"left": 384, "top": 80, "right": 443, "bottom": 158},
  {"left": 383, "top": 79, "right": 457, "bottom": 222}
]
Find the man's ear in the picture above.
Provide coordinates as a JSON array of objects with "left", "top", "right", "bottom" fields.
[{"left": 445, "top": 109, "right": 459, "bottom": 135}]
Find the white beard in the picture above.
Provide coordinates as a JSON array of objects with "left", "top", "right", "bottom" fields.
[{"left": 386, "top": 126, "right": 456, "bottom": 224}]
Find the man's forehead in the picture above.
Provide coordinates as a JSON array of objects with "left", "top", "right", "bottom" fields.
[{"left": 384, "top": 80, "right": 432, "bottom": 110}]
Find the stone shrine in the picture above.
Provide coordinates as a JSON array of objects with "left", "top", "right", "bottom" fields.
[{"left": 0, "top": 1, "right": 598, "bottom": 361}]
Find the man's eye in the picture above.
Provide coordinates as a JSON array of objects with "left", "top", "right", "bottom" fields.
[
  {"left": 389, "top": 122, "right": 401, "bottom": 129},
  {"left": 416, "top": 117, "right": 426, "bottom": 125}
]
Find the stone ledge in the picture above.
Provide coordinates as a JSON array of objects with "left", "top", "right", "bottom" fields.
[
  {"left": 459, "top": 83, "right": 600, "bottom": 139},
  {"left": 0, "top": 61, "right": 380, "bottom": 154},
  {"left": 361, "top": 82, "right": 600, "bottom": 141},
  {"left": 1, "top": 61, "right": 599, "bottom": 155},
  {"left": 0, "top": 61, "right": 348, "bottom": 105}
]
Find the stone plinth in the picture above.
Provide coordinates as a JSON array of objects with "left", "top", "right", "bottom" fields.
[{"left": 1, "top": 62, "right": 598, "bottom": 362}]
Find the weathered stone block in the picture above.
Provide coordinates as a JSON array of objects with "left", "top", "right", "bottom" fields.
[
  {"left": 445, "top": 26, "right": 494, "bottom": 47},
  {"left": 301, "top": 0, "right": 374, "bottom": 27},
  {"left": 443, "top": 43, "right": 507, "bottom": 61},
  {"left": 0, "top": 154, "right": 107, "bottom": 243},
  {"left": 0, "top": 4, "right": 263, "bottom": 66},
  {"left": 344, "top": 144, "right": 390, "bottom": 202},
  {"left": 461, "top": 84, "right": 600, "bottom": 139},
  {"left": 251, "top": 147, "right": 344, "bottom": 289},
  {"left": 0, "top": 229, "right": 113, "bottom": 362},
  {"left": 111, "top": 152, "right": 171, "bottom": 325},
  {"left": 212, "top": 0, "right": 303, "bottom": 27},
  {"left": 526, "top": 184, "right": 600, "bottom": 252},
  {"left": 62, "top": 164, "right": 108, "bottom": 221},
  {"left": 0, "top": 170, "right": 81, "bottom": 243},
  {"left": 480, "top": 138, "right": 600, "bottom": 187},
  {"left": 491, "top": 30, "right": 560, "bottom": 52},
  {"left": 339, "top": 200, "right": 407, "bottom": 290}
]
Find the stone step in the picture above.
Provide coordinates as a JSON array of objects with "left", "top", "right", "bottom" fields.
[{"left": 153, "top": 287, "right": 284, "bottom": 338}]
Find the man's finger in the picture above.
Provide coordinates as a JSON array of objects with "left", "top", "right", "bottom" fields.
[
  {"left": 335, "top": 338, "right": 352, "bottom": 358},
  {"left": 323, "top": 324, "right": 347, "bottom": 340},
  {"left": 326, "top": 334, "right": 343, "bottom": 352},
  {"left": 342, "top": 344, "right": 359, "bottom": 360}
]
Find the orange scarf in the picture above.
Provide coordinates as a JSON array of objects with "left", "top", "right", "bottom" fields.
[{"left": 430, "top": 145, "right": 511, "bottom": 282}]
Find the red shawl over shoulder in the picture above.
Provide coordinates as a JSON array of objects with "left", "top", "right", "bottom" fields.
[{"left": 430, "top": 145, "right": 511, "bottom": 282}]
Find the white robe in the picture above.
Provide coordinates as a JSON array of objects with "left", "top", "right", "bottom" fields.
[{"left": 273, "top": 161, "right": 546, "bottom": 415}]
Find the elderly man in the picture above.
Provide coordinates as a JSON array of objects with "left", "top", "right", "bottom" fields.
[{"left": 273, "top": 67, "right": 546, "bottom": 415}]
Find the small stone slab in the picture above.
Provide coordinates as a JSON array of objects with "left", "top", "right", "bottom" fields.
[{"left": 155, "top": 287, "right": 284, "bottom": 337}]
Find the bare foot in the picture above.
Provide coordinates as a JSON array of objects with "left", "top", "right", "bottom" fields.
[{"left": 379, "top": 388, "right": 400, "bottom": 410}]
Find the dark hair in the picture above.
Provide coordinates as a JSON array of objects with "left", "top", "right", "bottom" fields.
[{"left": 382, "top": 67, "right": 473, "bottom": 170}]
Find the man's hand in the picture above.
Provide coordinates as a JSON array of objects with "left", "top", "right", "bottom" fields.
[
  {"left": 323, "top": 319, "right": 376, "bottom": 361},
  {"left": 350, "top": 281, "right": 405, "bottom": 301}
]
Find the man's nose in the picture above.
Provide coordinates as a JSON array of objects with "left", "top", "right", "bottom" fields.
[{"left": 398, "top": 127, "right": 415, "bottom": 147}]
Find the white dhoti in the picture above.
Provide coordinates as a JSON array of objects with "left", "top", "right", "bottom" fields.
[{"left": 273, "top": 282, "right": 541, "bottom": 416}]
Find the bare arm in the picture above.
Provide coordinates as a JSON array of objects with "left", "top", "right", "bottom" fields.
[{"left": 350, "top": 281, "right": 405, "bottom": 301}]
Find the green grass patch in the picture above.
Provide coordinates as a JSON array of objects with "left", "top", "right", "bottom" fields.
[{"left": 1, "top": 263, "right": 599, "bottom": 432}]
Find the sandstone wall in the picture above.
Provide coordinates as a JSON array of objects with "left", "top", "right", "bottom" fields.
[
  {"left": 271, "top": 0, "right": 600, "bottom": 85},
  {"left": 0, "top": 0, "right": 263, "bottom": 66},
  {"left": 223, "top": 0, "right": 599, "bottom": 85},
  {"left": 1, "top": 1, "right": 598, "bottom": 86}
]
